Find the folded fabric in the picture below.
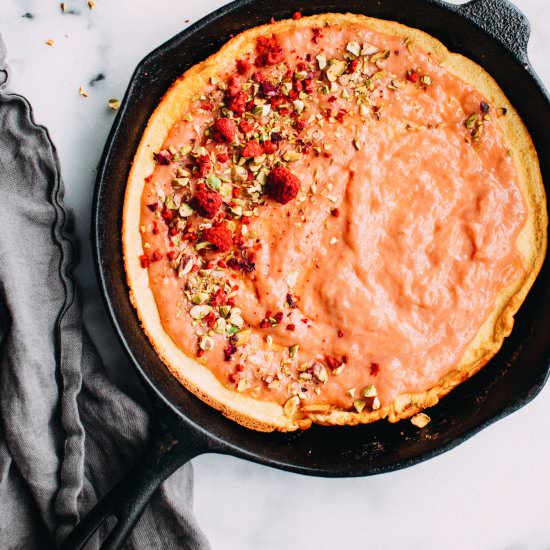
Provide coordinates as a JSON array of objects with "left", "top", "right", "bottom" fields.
[{"left": 0, "top": 36, "right": 209, "bottom": 549}]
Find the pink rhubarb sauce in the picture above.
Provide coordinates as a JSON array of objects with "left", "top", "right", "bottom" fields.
[{"left": 138, "top": 20, "right": 527, "bottom": 413}]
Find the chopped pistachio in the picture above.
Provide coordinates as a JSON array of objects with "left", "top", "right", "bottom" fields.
[
  {"left": 231, "top": 164, "right": 248, "bottom": 182},
  {"left": 228, "top": 310, "right": 244, "bottom": 328},
  {"left": 293, "top": 99, "right": 305, "bottom": 114},
  {"left": 472, "top": 125, "right": 483, "bottom": 141},
  {"left": 219, "top": 305, "right": 231, "bottom": 318},
  {"left": 206, "top": 175, "right": 221, "bottom": 191},
  {"left": 195, "top": 241, "right": 210, "bottom": 251},
  {"left": 361, "top": 42, "right": 378, "bottom": 56},
  {"left": 346, "top": 41, "right": 361, "bottom": 57},
  {"left": 191, "top": 292, "right": 209, "bottom": 305},
  {"left": 370, "top": 50, "right": 390, "bottom": 63},
  {"left": 420, "top": 75, "right": 432, "bottom": 86},
  {"left": 326, "top": 60, "right": 347, "bottom": 82},
  {"left": 411, "top": 412, "right": 431, "bottom": 428},
  {"left": 179, "top": 203, "right": 194, "bottom": 217},
  {"left": 314, "top": 364, "right": 328, "bottom": 383},
  {"left": 172, "top": 177, "right": 189, "bottom": 188},
  {"left": 252, "top": 104, "right": 271, "bottom": 118},
  {"left": 233, "top": 328, "right": 251, "bottom": 346},
  {"left": 333, "top": 364, "right": 346, "bottom": 376},
  {"left": 213, "top": 318, "right": 226, "bottom": 334},
  {"left": 165, "top": 193, "right": 178, "bottom": 210},
  {"left": 283, "top": 395, "right": 300, "bottom": 418},
  {"left": 353, "top": 138, "right": 361, "bottom": 151},
  {"left": 283, "top": 150, "right": 301, "bottom": 162},
  {"left": 316, "top": 53, "right": 327, "bottom": 70},
  {"left": 362, "top": 384, "right": 377, "bottom": 398},
  {"left": 190, "top": 305, "right": 210, "bottom": 320},
  {"left": 289, "top": 344, "right": 299, "bottom": 358},
  {"left": 387, "top": 79, "right": 403, "bottom": 90},
  {"left": 199, "top": 335, "right": 214, "bottom": 351},
  {"left": 353, "top": 399, "right": 367, "bottom": 413},
  {"left": 465, "top": 113, "right": 479, "bottom": 129},
  {"left": 178, "top": 257, "right": 193, "bottom": 277}
]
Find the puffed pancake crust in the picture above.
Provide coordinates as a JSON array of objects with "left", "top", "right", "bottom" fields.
[{"left": 123, "top": 13, "right": 547, "bottom": 431}]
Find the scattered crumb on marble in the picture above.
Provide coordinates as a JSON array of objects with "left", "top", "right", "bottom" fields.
[
  {"left": 46, "top": 39, "right": 55, "bottom": 47},
  {"left": 22, "top": 12, "right": 34, "bottom": 19},
  {"left": 79, "top": 86, "right": 89, "bottom": 98},
  {"left": 108, "top": 98, "right": 121, "bottom": 111},
  {"left": 89, "top": 73, "right": 106, "bottom": 86}
]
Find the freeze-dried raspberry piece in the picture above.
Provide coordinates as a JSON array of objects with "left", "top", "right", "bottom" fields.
[
  {"left": 255, "top": 34, "right": 285, "bottom": 67},
  {"left": 202, "top": 225, "right": 233, "bottom": 253},
  {"left": 241, "top": 140, "right": 263, "bottom": 158},
  {"left": 266, "top": 166, "right": 300, "bottom": 204},
  {"left": 225, "top": 90, "right": 248, "bottom": 115},
  {"left": 236, "top": 58, "right": 251, "bottom": 75},
  {"left": 196, "top": 154, "right": 212, "bottom": 177},
  {"left": 191, "top": 183, "right": 222, "bottom": 219},
  {"left": 262, "top": 140, "right": 277, "bottom": 154},
  {"left": 212, "top": 118, "right": 237, "bottom": 143}
]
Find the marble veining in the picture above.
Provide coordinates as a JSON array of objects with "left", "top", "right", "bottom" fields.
[{"left": 1, "top": 1, "right": 549, "bottom": 548}]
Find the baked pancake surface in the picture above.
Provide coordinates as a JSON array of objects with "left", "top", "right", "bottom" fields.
[{"left": 123, "top": 13, "right": 547, "bottom": 431}]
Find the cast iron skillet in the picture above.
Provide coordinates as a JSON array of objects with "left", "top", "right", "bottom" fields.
[{"left": 62, "top": 0, "right": 550, "bottom": 548}]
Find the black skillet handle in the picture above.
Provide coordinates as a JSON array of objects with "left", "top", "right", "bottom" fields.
[
  {"left": 453, "top": 0, "right": 531, "bottom": 64},
  {"left": 60, "top": 410, "right": 206, "bottom": 550}
]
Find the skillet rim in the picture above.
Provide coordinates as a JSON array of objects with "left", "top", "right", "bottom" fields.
[{"left": 93, "top": 0, "right": 550, "bottom": 477}]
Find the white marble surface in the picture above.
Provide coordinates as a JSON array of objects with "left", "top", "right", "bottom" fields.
[{"left": 2, "top": 1, "right": 549, "bottom": 548}]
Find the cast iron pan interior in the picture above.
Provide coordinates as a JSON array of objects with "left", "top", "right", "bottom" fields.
[
  {"left": 97, "top": 0, "right": 550, "bottom": 475},
  {"left": 64, "top": 0, "right": 550, "bottom": 547}
]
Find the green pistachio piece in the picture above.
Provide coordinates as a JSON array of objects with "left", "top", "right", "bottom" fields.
[
  {"left": 233, "top": 328, "right": 251, "bottom": 346},
  {"left": 213, "top": 318, "right": 226, "bottom": 334},
  {"left": 206, "top": 175, "right": 221, "bottom": 191},
  {"left": 326, "top": 60, "right": 347, "bottom": 82},
  {"left": 316, "top": 53, "right": 327, "bottom": 70},
  {"left": 362, "top": 384, "right": 377, "bottom": 398},
  {"left": 199, "top": 335, "right": 214, "bottom": 351},
  {"left": 420, "top": 75, "right": 432, "bottom": 86},
  {"left": 189, "top": 305, "right": 211, "bottom": 320},
  {"left": 346, "top": 41, "right": 361, "bottom": 57},
  {"left": 283, "top": 150, "right": 301, "bottom": 162},
  {"left": 165, "top": 193, "right": 178, "bottom": 210},
  {"left": 179, "top": 203, "right": 194, "bottom": 217},
  {"left": 283, "top": 395, "right": 300, "bottom": 418},
  {"left": 218, "top": 305, "right": 231, "bottom": 318},
  {"left": 370, "top": 50, "right": 390, "bottom": 63}
]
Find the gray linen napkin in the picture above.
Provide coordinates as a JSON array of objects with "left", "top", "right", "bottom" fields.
[{"left": 0, "top": 38, "right": 210, "bottom": 550}]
